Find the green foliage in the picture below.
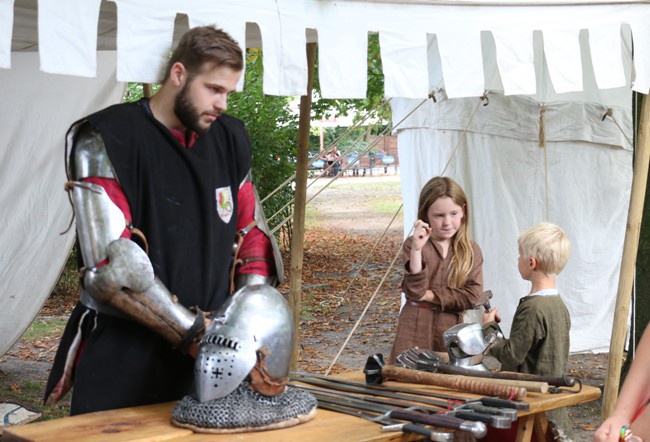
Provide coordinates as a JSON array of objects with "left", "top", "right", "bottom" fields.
[
  {"left": 311, "top": 34, "right": 389, "bottom": 124},
  {"left": 227, "top": 49, "right": 298, "bottom": 246},
  {"left": 317, "top": 126, "right": 377, "bottom": 156},
  {"left": 308, "top": 33, "right": 390, "bottom": 159},
  {"left": 53, "top": 246, "right": 79, "bottom": 300},
  {"left": 123, "top": 83, "right": 160, "bottom": 103},
  {"left": 21, "top": 318, "right": 68, "bottom": 341}
]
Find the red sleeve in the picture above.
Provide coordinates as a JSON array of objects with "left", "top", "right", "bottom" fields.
[
  {"left": 82, "top": 177, "right": 132, "bottom": 239},
  {"left": 236, "top": 182, "right": 272, "bottom": 277}
]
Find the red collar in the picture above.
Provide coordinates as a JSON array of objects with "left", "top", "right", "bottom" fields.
[{"left": 170, "top": 128, "right": 199, "bottom": 148}]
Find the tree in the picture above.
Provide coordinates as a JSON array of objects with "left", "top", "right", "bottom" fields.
[
  {"left": 311, "top": 34, "right": 389, "bottom": 124},
  {"left": 309, "top": 33, "right": 390, "bottom": 161},
  {"left": 227, "top": 49, "right": 298, "bottom": 248},
  {"left": 625, "top": 93, "right": 650, "bottom": 381}
]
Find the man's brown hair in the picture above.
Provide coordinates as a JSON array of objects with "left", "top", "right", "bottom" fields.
[{"left": 163, "top": 25, "right": 243, "bottom": 82}]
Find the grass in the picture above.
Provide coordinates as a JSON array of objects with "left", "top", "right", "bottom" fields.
[
  {"left": 21, "top": 318, "right": 68, "bottom": 341},
  {"left": 1, "top": 318, "right": 71, "bottom": 422},
  {"left": 0, "top": 377, "right": 71, "bottom": 422},
  {"left": 1, "top": 289, "right": 73, "bottom": 424},
  {"left": 318, "top": 176, "right": 401, "bottom": 192},
  {"left": 306, "top": 175, "right": 403, "bottom": 226},
  {"left": 370, "top": 196, "right": 403, "bottom": 215},
  {"left": 304, "top": 205, "right": 323, "bottom": 228}
]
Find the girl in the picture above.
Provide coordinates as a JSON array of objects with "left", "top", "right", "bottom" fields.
[
  {"left": 389, "top": 176, "right": 484, "bottom": 363},
  {"left": 593, "top": 322, "right": 650, "bottom": 442}
]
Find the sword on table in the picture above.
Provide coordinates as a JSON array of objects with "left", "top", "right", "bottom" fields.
[
  {"left": 303, "top": 384, "right": 515, "bottom": 429},
  {"left": 315, "top": 399, "right": 455, "bottom": 441},
  {"left": 312, "top": 390, "right": 487, "bottom": 439}
]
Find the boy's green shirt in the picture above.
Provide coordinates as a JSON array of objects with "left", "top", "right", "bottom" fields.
[
  {"left": 484, "top": 294, "right": 573, "bottom": 438},
  {"left": 484, "top": 294, "right": 571, "bottom": 377}
]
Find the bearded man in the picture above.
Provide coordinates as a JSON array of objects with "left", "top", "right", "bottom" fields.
[{"left": 44, "top": 26, "right": 284, "bottom": 416}]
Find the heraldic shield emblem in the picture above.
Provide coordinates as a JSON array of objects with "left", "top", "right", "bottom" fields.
[{"left": 215, "top": 186, "right": 233, "bottom": 223}]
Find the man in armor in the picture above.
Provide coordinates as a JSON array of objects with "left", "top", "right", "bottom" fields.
[{"left": 43, "top": 26, "right": 312, "bottom": 426}]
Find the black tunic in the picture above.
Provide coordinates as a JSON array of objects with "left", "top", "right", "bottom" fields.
[{"left": 46, "top": 99, "right": 252, "bottom": 414}]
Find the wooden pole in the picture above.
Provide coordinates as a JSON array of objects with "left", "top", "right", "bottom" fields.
[
  {"left": 289, "top": 42, "right": 317, "bottom": 370},
  {"left": 602, "top": 93, "right": 650, "bottom": 419},
  {"left": 143, "top": 83, "right": 153, "bottom": 98}
]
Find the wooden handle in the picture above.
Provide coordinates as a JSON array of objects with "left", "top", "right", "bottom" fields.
[
  {"left": 449, "top": 375, "right": 548, "bottom": 393},
  {"left": 437, "top": 364, "right": 573, "bottom": 387},
  {"left": 382, "top": 365, "right": 527, "bottom": 401}
]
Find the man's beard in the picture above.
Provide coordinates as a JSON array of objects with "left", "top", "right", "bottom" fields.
[{"left": 174, "top": 83, "right": 216, "bottom": 134}]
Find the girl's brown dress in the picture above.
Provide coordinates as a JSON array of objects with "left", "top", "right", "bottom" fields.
[{"left": 388, "top": 236, "right": 483, "bottom": 363}]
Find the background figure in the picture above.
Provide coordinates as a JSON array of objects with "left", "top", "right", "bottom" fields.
[
  {"left": 482, "top": 222, "right": 572, "bottom": 441},
  {"left": 324, "top": 146, "right": 341, "bottom": 176},
  {"left": 388, "top": 176, "right": 484, "bottom": 363},
  {"left": 593, "top": 322, "right": 650, "bottom": 442},
  {"left": 44, "top": 26, "right": 280, "bottom": 415}
]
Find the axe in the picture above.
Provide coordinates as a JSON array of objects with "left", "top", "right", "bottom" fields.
[
  {"left": 364, "top": 354, "right": 527, "bottom": 401},
  {"left": 398, "top": 349, "right": 582, "bottom": 393}
]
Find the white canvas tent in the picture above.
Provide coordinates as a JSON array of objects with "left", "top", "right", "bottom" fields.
[
  {"left": 2, "top": 0, "right": 650, "bottom": 412},
  {"left": 393, "top": 25, "right": 635, "bottom": 353}
]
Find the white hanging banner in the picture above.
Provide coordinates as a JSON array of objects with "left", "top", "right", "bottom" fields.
[
  {"left": 437, "top": 29, "right": 484, "bottom": 98},
  {"left": 542, "top": 28, "right": 583, "bottom": 94},
  {"left": 39, "top": 0, "right": 102, "bottom": 77},
  {"left": 0, "top": 0, "right": 13, "bottom": 69},
  {"left": 589, "top": 25, "right": 627, "bottom": 90},
  {"left": 319, "top": 26, "right": 368, "bottom": 99},
  {"left": 379, "top": 31, "right": 429, "bottom": 99},
  {"left": 114, "top": 0, "right": 178, "bottom": 83},
  {"left": 630, "top": 18, "right": 650, "bottom": 94},
  {"left": 493, "top": 28, "right": 536, "bottom": 96}
]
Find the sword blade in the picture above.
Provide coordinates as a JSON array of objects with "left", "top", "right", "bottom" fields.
[
  {"left": 315, "top": 400, "right": 454, "bottom": 441},
  {"left": 302, "top": 385, "right": 514, "bottom": 428},
  {"left": 313, "top": 390, "right": 488, "bottom": 438}
]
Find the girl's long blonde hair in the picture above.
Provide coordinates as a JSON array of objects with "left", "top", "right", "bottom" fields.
[{"left": 417, "top": 176, "right": 474, "bottom": 288}]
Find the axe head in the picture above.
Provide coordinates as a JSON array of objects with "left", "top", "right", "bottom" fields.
[
  {"left": 395, "top": 347, "right": 421, "bottom": 368},
  {"left": 363, "top": 353, "right": 386, "bottom": 385},
  {"left": 395, "top": 348, "right": 444, "bottom": 373},
  {"left": 415, "top": 350, "right": 444, "bottom": 372}
]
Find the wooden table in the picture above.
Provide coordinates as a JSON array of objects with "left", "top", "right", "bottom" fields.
[{"left": 3, "top": 371, "right": 600, "bottom": 442}]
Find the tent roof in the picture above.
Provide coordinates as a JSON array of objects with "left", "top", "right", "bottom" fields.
[{"left": 4, "top": 0, "right": 650, "bottom": 97}]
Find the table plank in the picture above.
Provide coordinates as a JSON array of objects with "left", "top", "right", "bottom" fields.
[
  {"left": 2, "top": 403, "right": 193, "bottom": 442},
  {"left": 169, "top": 408, "right": 424, "bottom": 442},
  {"left": 3, "top": 370, "right": 601, "bottom": 442}
]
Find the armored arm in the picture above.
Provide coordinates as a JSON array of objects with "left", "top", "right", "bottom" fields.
[
  {"left": 68, "top": 121, "right": 204, "bottom": 352},
  {"left": 232, "top": 175, "right": 285, "bottom": 291}
]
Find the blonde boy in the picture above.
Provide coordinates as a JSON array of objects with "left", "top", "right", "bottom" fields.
[{"left": 483, "top": 222, "right": 572, "bottom": 439}]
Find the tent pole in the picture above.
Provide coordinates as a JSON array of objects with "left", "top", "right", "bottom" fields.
[
  {"left": 289, "top": 42, "right": 317, "bottom": 370},
  {"left": 143, "top": 83, "right": 153, "bottom": 98},
  {"left": 602, "top": 93, "right": 650, "bottom": 419}
]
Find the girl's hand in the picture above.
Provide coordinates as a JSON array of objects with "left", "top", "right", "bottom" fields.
[
  {"left": 593, "top": 417, "right": 632, "bottom": 442},
  {"left": 412, "top": 219, "right": 432, "bottom": 251}
]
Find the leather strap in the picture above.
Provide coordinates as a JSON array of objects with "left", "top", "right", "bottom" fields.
[{"left": 407, "top": 300, "right": 441, "bottom": 312}]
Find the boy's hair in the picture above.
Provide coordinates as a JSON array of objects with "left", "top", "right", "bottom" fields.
[
  {"left": 163, "top": 25, "right": 243, "bottom": 82},
  {"left": 417, "top": 176, "right": 473, "bottom": 288},
  {"left": 518, "top": 222, "right": 571, "bottom": 276}
]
